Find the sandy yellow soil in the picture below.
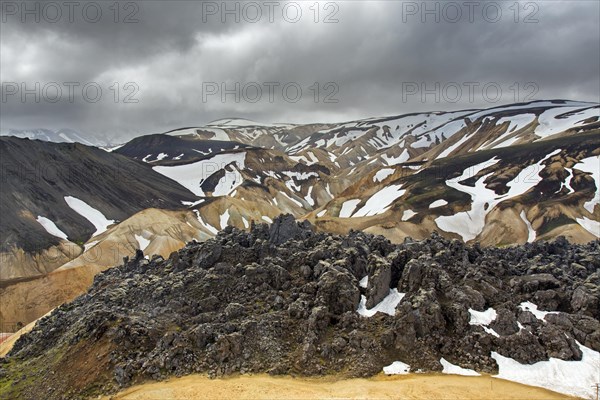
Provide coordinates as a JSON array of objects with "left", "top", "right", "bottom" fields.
[{"left": 102, "top": 373, "right": 575, "bottom": 400}]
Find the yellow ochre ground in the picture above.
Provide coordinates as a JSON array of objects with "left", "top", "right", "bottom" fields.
[{"left": 102, "top": 373, "right": 577, "bottom": 400}]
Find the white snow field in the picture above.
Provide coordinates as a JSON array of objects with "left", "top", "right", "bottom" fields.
[
  {"left": 339, "top": 199, "right": 361, "bottom": 218},
  {"left": 497, "top": 113, "right": 536, "bottom": 135},
  {"left": 36, "top": 216, "right": 69, "bottom": 240},
  {"left": 401, "top": 209, "right": 417, "bottom": 221},
  {"left": 429, "top": 199, "right": 448, "bottom": 209},
  {"left": 382, "top": 360, "right": 411, "bottom": 375},
  {"left": 219, "top": 209, "right": 230, "bottom": 230},
  {"left": 486, "top": 113, "right": 535, "bottom": 149},
  {"left": 435, "top": 157, "right": 501, "bottom": 241},
  {"left": 440, "top": 358, "right": 480, "bottom": 376},
  {"left": 194, "top": 210, "right": 219, "bottom": 235},
  {"left": 84, "top": 240, "right": 99, "bottom": 252},
  {"left": 64, "top": 196, "right": 115, "bottom": 237},
  {"left": 436, "top": 150, "right": 561, "bottom": 241},
  {"left": 411, "top": 119, "right": 467, "bottom": 149},
  {"left": 492, "top": 342, "right": 600, "bottom": 399},
  {"left": 518, "top": 301, "right": 558, "bottom": 322},
  {"left": 373, "top": 168, "right": 395, "bottom": 182},
  {"left": 281, "top": 192, "right": 303, "bottom": 208},
  {"left": 468, "top": 307, "right": 500, "bottom": 337},
  {"left": 353, "top": 185, "right": 406, "bottom": 218},
  {"left": 436, "top": 132, "right": 472, "bottom": 159},
  {"left": 153, "top": 152, "right": 246, "bottom": 197},
  {"left": 466, "top": 100, "right": 593, "bottom": 121},
  {"left": 519, "top": 210, "right": 536, "bottom": 243},
  {"left": 357, "top": 289, "right": 405, "bottom": 317},
  {"left": 573, "top": 155, "right": 600, "bottom": 213},
  {"left": 556, "top": 167, "right": 575, "bottom": 194},
  {"left": 381, "top": 149, "right": 410, "bottom": 166},
  {"left": 304, "top": 186, "right": 315, "bottom": 206},
  {"left": 534, "top": 105, "right": 599, "bottom": 139},
  {"left": 134, "top": 234, "right": 151, "bottom": 251},
  {"left": 577, "top": 216, "right": 600, "bottom": 237},
  {"left": 358, "top": 276, "right": 368, "bottom": 288}
]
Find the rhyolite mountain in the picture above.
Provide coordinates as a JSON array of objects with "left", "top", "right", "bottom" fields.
[{"left": 0, "top": 137, "right": 198, "bottom": 280}]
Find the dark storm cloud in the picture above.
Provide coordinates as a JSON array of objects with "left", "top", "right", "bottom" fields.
[{"left": 1, "top": 0, "right": 599, "bottom": 142}]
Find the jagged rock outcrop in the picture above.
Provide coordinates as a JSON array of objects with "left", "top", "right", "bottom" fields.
[{"left": 1, "top": 215, "right": 598, "bottom": 400}]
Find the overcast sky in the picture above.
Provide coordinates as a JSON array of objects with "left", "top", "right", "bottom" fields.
[{"left": 1, "top": 0, "right": 599, "bottom": 142}]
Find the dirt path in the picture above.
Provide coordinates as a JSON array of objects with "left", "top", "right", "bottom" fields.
[{"left": 103, "top": 373, "right": 576, "bottom": 400}]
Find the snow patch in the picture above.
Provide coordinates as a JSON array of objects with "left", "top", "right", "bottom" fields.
[
  {"left": 429, "top": 199, "right": 448, "bottom": 209},
  {"left": 437, "top": 133, "right": 472, "bottom": 159},
  {"left": 325, "top": 183, "right": 333, "bottom": 199},
  {"left": 339, "top": 199, "right": 361, "bottom": 218},
  {"left": 84, "top": 240, "right": 99, "bottom": 252},
  {"left": 436, "top": 150, "right": 560, "bottom": 241},
  {"left": 518, "top": 301, "right": 558, "bottom": 321},
  {"left": 382, "top": 149, "right": 410, "bottom": 166},
  {"left": 469, "top": 307, "right": 497, "bottom": 326},
  {"left": 281, "top": 192, "right": 303, "bottom": 208},
  {"left": 519, "top": 211, "right": 536, "bottom": 243},
  {"left": 486, "top": 114, "right": 535, "bottom": 149},
  {"left": 36, "top": 216, "right": 68, "bottom": 240},
  {"left": 573, "top": 155, "right": 600, "bottom": 213},
  {"left": 220, "top": 209, "right": 230, "bottom": 230},
  {"left": 373, "top": 168, "right": 395, "bottom": 183},
  {"left": 359, "top": 276, "right": 368, "bottom": 288},
  {"left": 401, "top": 210, "right": 417, "bottom": 221},
  {"left": 492, "top": 342, "right": 600, "bottom": 399},
  {"left": 468, "top": 308, "right": 500, "bottom": 337},
  {"left": 383, "top": 361, "right": 411, "bottom": 375},
  {"left": 556, "top": 167, "right": 575, "bottom": 195},
  {"left": 576, "top": 216, "right": 600, "bottom": 237},
  {"left": 535, "top": 106, "right": 599, "bottom": 139},
  {"left": 153, "top": 152, "right": 246, "bottom": 197},
  {"left": 155, "top": 153, "right": 168, "bottom": 161},
  {"left": 181, "top": 199, "right": 205, "bottom": 208},
  {"left": 357, "top": 289, "right": 405, "bottom": 317},
  {"left": 64, "top": 196, "right": 115, "bottom": 237},
  {"left": 194, "top": 210, "right": 219, "bottom": 235},
  {"left": 435, "top": 157, "right": 501, "bottom": 241},
  {"left": 304, "top": 186, "right": 315, "bottom": 206},
  {"left": 440, "top": 358, "right": 480, "bottom": 376},
  {"left": 134, "top": 234, "right": 151, "bottom": 251},
  {"left": 353, "top": 185, "right": 406, "bottom": 218}
]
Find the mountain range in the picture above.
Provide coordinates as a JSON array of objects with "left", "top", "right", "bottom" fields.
[{"left": 0, "top": 99, "right": 598, "bottom": 338}]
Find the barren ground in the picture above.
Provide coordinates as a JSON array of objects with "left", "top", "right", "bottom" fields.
[{"left": 102, "top": 373, "right": 576, "bottom": 400}]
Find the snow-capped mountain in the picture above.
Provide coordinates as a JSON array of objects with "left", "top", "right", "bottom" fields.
[
  {"left": 113, "top": 100, "right": 598, "bottom": 246},
  {"left": 2, "top": 128, "right": 109, "bottom": 147}
]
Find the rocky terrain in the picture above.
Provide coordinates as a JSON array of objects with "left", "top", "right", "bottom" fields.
[
  {"left": 1, "top": 100, "right": 598, "bottom": 345},
  {"left": 1, "top": 215, "right": 598, "bottom": 399}
]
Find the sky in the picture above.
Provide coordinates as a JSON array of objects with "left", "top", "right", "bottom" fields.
[{"left": 1, "top": 0, "right": 599, "bottom": 143}]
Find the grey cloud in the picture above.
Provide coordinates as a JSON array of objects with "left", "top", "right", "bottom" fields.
[{"left": 1, "top": 0, "right": 598, "bottom": 143}]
